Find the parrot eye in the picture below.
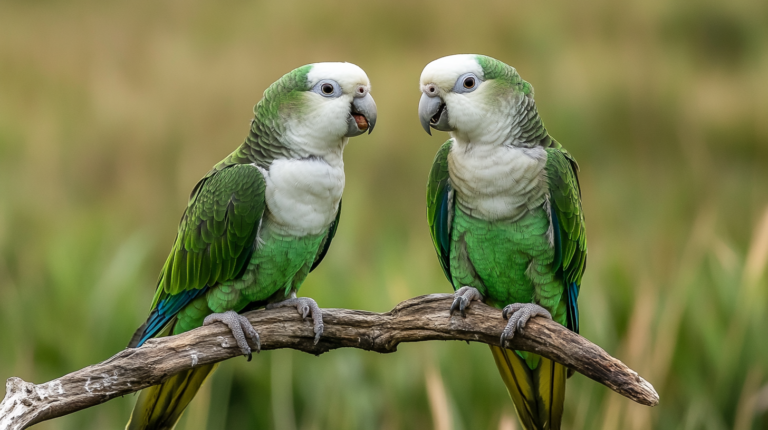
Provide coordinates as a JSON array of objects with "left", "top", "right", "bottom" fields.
[
  {"left": 312, "top": 79, "right": 342, "bottom": 98},
  {"left": 453, "top": 73, "right": 483, "bottom": 94}
]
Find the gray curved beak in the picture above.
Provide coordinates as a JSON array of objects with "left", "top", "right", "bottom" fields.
[
  {"left": 418, "top": 93, "right": 450, "bottom": 136},
  {"left": 346, "top": 93, "right": 377, "bottom": 137}
]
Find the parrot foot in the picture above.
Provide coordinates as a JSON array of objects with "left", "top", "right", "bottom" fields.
[
  {"left": 450, "top": 286, "right": 484, "bottom": 317},
  {"left": 203, "top": 310, "right": 260, "bottom": 361},
  {"left": 500, "top": 303, "right": 552, "bottom": 345},
  {"left": 266, "top": 297, "right": 324, "bottom": 345}
]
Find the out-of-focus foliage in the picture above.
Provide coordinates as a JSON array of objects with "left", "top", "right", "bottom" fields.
[{"left": 1, "top": 0, "right": 767, "bottom": 428}]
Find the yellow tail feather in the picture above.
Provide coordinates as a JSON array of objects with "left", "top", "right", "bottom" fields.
[
  {"left": 489, "top": 345, "right": 566, "bottom": 430},
  {"left": 126, "top": 363, "right": 218, "bottom": 430}
]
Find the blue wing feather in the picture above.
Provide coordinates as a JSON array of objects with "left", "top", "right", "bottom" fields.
[
  {"left": 551, "top": 208, "right": 563, "bottom": 272},
  {"left": 567, "top": 282, "right": 580, "bottom": 334},
  {"left": 132, "top": 287, "right": 208, "bottom": 347},
  {"left": 427, "top": 141, "right": 454, "bottom": 286},
  {"left": 435, "top": 183, "right": 453, "bottom": 282},
  {"left": 550, "top": 206, "right": 579, "bottom": 333}
]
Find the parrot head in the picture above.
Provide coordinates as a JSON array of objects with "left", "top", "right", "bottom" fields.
[
  {"left": 418, "top": 54, "right": 534, "bottom": 145},
  {"left": 257, "top": 61, "right": 377, "bottom": 153}
]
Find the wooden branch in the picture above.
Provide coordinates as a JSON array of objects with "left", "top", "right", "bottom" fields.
[{"left": 0, "top": 294, "right": 658, "bottom": 429}]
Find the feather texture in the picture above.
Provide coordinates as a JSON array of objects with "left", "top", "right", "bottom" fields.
[
  {"left": 125, "top": 62, "right": 361, "bottom": 430},
  {"left": 426, "top": 140, "right": 454, "bottom": 282},
  {"left": 424, "top": 55, "right": 586, "bottom": 430},
  {"left": 125, "top": 364, "right": 218, "bottom": 430},
  {"left": 490, "top": 346, "right": 567, "bottom": 430},
  {"left": 544, "top": 147, "right": 586, "bottom": 333},
  {"left": 311, "top": 199, "right": 342, "bottom": 272}
]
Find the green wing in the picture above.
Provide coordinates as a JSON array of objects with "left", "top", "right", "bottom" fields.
[
  {"left": 158, "top": 163, "right": 266, "bottom": 299},
  {"left": 128, "top": 164, "right": 267, "bottom": 348},
  {"left": 426, "top": 140, "right": 454, "bottom": 284},
  {"left": 545, "top": 146, "right": 587, "bottom": 333},
  {"left": 310, "top": 199, "right": 342, "bottom": 272}
]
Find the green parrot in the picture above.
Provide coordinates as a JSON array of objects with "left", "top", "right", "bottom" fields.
[
  {"left": 125, "top": 62, "right": 377, "bottom": 430},
  {"left": 419, "top": 54, "right": 586, "bottom": 430}
]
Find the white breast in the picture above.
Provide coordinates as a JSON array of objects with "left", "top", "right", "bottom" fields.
[
  {"left": 448, "top": 142, "right": 548, "bottom": 221},
  {"left": 262, "top": 158, "right": 345, "bottom": 236}
]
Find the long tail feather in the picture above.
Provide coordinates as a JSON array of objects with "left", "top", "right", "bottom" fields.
[
  {"left": 126, "top": 363, "right": 218, "bottom": 430},
  {"left": 490, "top": 346, "right": 566, "bottom": 430}
]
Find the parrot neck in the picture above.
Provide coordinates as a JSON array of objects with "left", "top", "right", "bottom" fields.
[
  {"left": 450, "top": 93, "right": 551, "bottom": 149},
  {"left": 219, "top": 113, "right": 348, "bottom": 169}
]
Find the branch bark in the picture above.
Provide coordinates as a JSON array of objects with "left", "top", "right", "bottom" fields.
[{"left": 0, "top": 294, "right": 658, "bottom": 429}]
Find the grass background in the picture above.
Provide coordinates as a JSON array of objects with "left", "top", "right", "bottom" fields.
[{"left": 1, "top": 0, "right": 767, "bottom": 428}]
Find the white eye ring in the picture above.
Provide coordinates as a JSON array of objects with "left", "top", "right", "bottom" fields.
[
  {"left": 453, "top": 73, "right": 483, "bottom": 94},
  {"left": 312, "top": 79, "right": 342, "bottom": 98}
]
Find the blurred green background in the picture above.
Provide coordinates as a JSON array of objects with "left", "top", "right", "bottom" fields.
[{"left": 1, "top": 0, "right": 767, "bottom": 428}]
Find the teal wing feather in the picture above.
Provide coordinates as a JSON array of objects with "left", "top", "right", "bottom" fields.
[
  {"left": 128, "top": 164, "right": 266, "bottom": 347},
  {"left": 311, "top": 199, "right": 342, "bottom": 272},
  {"left": 426, "top": 140, "right": 454, "bottom": 285},
  {"left": 544, "top": 147, "right": 586, "bottom": 333}
]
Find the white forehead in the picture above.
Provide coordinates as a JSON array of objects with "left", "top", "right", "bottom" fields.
[
  {"left": 420, "top": 55, "right": 482, "bottom": 88},
  {"left": 308, "top": 62, "right": 370, "bottom": 88}
]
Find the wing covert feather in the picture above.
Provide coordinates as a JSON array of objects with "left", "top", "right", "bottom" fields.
[
  {"left": 154, "top": 164, "right": 267, "bottom": 306},
  {"left": 427, "top": 140, "right": 454, "bottom": 283},
  {"left": 545, "top": 147, "right": 586, "bottom": 333}
]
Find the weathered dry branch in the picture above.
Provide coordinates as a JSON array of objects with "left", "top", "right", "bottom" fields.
[{"left": 0, "top": 294, "right": 658, "bottom": 429}]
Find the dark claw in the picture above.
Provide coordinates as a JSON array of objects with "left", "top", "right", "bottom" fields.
[
  {"left": 247, "top": 352, "right": 252, "bottom": 362},
  {"left": 500, "top": 329, "right": 511, "bottom": 346},
  {"left": 450, "top": 297, "right": 461, "bottom": 315},
  {"left": 450, "top": 296, "right": 467, "bottom": 317},
  {"left": 451, "top": 286, "right": 483, "bottom": 317}
]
